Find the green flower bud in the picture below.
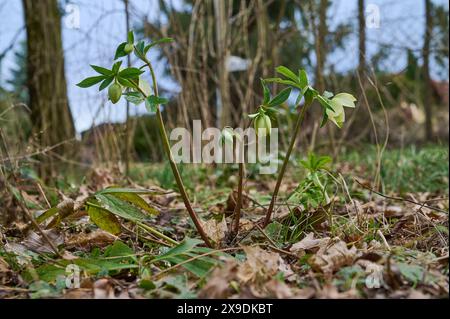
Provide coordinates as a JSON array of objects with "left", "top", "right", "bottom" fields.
[
  {"left": 124, "top": 43, "right": 134, "bottom": 54},
  {"left": 254, "top": 114, "right": 272, "bottom": 136},
  {"left": 108, "top": 83, "right": 122, "bottom": 104}
]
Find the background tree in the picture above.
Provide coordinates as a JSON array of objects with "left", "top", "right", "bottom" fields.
[
  {"left": 22, "top": 0, "right": 75, "bottom": 179},
  {"left": 422, "top": 0, "right": 433, "bottom": 141}
]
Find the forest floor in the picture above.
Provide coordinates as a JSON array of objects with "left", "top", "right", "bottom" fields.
[{"left": 0, "top": 145, "right": 448, "bottom": 299}]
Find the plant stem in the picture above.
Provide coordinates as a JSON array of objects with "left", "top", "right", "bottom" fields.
[
  {"left": 142, "top": 57, "right": 213, "bottom": 248},
  {"left": 262, "top": 102, "right": 310, "bottom": 228},
  {"left": 136, "top": 221, "right": 179, "bottom": 246},
  {"left": 231, "top": 162, "right": 244, "bottom": 237}
]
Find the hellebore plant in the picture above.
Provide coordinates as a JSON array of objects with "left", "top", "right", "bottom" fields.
[
  {"left": 229, "top": 81, "right": 292, "bottom": 238},
  {"left": 77, "top": 31, "right": 213, "bottom": 248},
  {"left": 250, "top": 66, "right": 356, "bottom": 228}
]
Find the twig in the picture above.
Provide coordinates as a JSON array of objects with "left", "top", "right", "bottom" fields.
[
  {"left": 255, "top": 224, "right": 278, "bottom": 247},
  {"left": 36, "top": 182, "right": 51, "bottom": 209},
  {"left": 0, "top": 286, "right": 29, "bottom": 293},
  {"left": 16, "top": 193, "right": 62, "bottom": 258},
  {"left": 355, "top": 178, "right": 448, "bottom": 214},
  {"left": 377, "top": 229, "right": 391, "bottom": 251}
]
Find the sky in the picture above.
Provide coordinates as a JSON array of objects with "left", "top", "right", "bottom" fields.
[{"left": 0, "top": 0, "right": 448, "bottom": 133}]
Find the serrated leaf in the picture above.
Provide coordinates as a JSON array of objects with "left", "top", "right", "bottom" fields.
[
  {"left": 268, "top": 87, "right": 291, "bottom": 107},
  {"left": 95, "top": 194, "right": 148, "bottom": 222},
  {"left": 276, "top": 66, "right": 299, "bottom": 83},
  {"left": 76, "top": 76, "right": 106, "bottom": 88},
  {"left": 87, "top": 205, "right": 121, "bottom": 235}
]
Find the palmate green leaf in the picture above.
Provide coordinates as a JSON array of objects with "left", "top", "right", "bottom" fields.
[
  {"left": 276, "top": 66, "right": 299, "bottom": 83},
  {"left": 90, "top": 65, "right": 113, "bottom": 76},
  {"left": 267, "top": 87, "right": 292, "bottom": 107},
  {"left": 87, "top": 205, "right": 121, "bottom": 235},
  {"left": 95, "top": 194, "right": 148, "bottom": 222},
  {"left": 124, "top": 92, "right": 145, "bottom": 105},
  {"left": 76, "top": 75, "right": 106, "bottom": 88},
  {"left": 145, "top": 95, "right": 168, "bottom": 113},
  {"left": 114, "top": 42, "right": 128, "bottom": 60}
]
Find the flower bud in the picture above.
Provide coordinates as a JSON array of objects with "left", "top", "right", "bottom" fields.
[
  {"left": 108, "top": 83, "right": 122, "bottom": 104},
  {"left": 124, "top": 43, "right": 134, "bottom": 54},
  {"left": 254, "top": 114, "right": 271, "bottom": 136}
]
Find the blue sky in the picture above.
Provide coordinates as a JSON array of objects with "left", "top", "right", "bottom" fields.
[{"left": 0, "top": 0, "right": 448, "bottom": 133}]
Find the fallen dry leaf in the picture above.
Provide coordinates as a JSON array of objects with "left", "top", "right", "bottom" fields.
[
  {"left": 290, "top": 232, "right": 330, "bottom": 255},
  {"left": 309, "top": 239, "right": 358, "bottom": 274},
  {"left": 65, "top": 229, "right": 118, "bottom": 250},
  {"left": 21, "top": 230, "right": 63, "bottom": 254},
  {"left": 237, "top": 246, "right": 293, "bottom": 283},
  {"left": 202, "top": 216, "right": 228, "bottom": 245},
  {"left": 199, "top": 260, "right": 238, "bottom": 299},
  {"left": 263, "top": 279, "right": 293, "bottom": 299}
]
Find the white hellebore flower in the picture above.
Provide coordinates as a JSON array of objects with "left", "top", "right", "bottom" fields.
[{"left": 326, "top": 93, "right": 357, "bottom": 128}]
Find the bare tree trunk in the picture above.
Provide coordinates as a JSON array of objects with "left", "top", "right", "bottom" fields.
[
  {"left": 358, "top": 0, "right": 366, "bottom": 78},
  {"left": 315, "top": 0, "right": 327, "bottom": 93},
  {"left": 423, "top": 0, "right": 434, "bottom": 141},
  {"left": 214, "top": 0, "right": 231, "bottom": 128},
  {"left": 124, "top": 0, "right": 132, "bottom": 175},
  {"left": 309, "top": 0, "right": 334, "bottom": 154},
  {"left": 23, "top": 0, "right": 75, "bottom": 180}
]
